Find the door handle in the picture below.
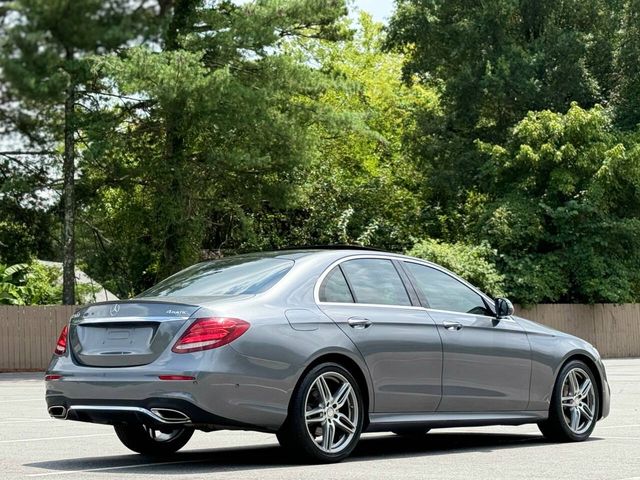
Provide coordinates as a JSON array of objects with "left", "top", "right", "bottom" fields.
[
  {"left": 443, "top": 321, "right": 463, "bottom": 331},
  {"left": 347, "top": 317, "right": 372, "bottom": 329}
]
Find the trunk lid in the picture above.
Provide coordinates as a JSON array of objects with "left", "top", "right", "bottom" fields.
[{"left": 68, "top": 300, "right": 200, "bottom": 367}]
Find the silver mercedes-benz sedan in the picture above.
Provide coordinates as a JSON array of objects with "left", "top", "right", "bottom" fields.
[{"left": 45, "top": 248, "right": 610, "bottom": 463}]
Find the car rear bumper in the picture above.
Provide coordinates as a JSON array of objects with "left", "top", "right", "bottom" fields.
[
  {"left": 45, "top": 344, "right": 295, "bottom": 432},
  {"left": 45, "top": 395, "right": 255, "bottom": 430}
]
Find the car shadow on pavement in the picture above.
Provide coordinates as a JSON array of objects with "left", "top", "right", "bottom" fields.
[{"left": 24, "top": 432, "right": 603, "bottom": 475}]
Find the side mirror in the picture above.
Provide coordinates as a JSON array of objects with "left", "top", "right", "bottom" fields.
[{"left": 494, "top": 298, "right": 514, "bottom": 318}]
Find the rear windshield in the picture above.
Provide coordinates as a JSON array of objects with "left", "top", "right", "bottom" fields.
[{"left": 138, "top": 257, "right": 294, "bottom": 297}]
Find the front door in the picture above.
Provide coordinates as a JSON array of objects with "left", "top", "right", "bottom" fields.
[
  {"left": 317, "top": 257, "right": 442, "bottom": 413},
  {"left": 402, "top": 261, "right": 531, "bottom": 412}
]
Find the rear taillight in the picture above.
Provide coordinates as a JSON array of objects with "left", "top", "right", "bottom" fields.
[
  {"left": 172, "top": 317, "right": 250, "bottom": 354},
  {"left": 54, "top": 325, "right": 68, "bottom": 356}
]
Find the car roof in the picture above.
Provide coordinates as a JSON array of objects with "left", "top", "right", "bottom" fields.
[{"left": 270, "top": 246, "right": 402, "bottom": 261}]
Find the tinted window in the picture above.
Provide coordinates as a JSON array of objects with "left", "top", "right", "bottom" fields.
[
  {"left": 139, "top": 257, "right": 293, "bottom": 297},
  {"left": 341, "top": 259, "right": 411, "bottom": 306},
  {"left": 319, "top": 267, "right": 354, "bottom": 303},
  {"left": 404, "top": 262, "right": 490, "bottom": 315}
]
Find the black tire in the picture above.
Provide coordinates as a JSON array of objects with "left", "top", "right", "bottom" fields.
[
  {"left": 114, "top": 424, "right": 194, "bottom": 455},
  {"left": 277, "top": 362, "right": 364, "bottom": 463},
  {"left": 391, "top": 427, "right": 431, "bottom": 437},
  {"left": 538, "top": 359, "right": 599, "bottom": 442}
]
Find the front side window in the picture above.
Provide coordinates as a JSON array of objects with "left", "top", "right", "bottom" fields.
[
  {"left": 318, "top": 267, "right": 354, "bottom": 303},
  {"left": 139, "top": 256, "right": 294, "bottom": 297},
  {"left": 404, "top": 262, "right": 491, "bottom": 316},
  {"left": 340, "top": 259, "right": 411, "bottom": 306}
]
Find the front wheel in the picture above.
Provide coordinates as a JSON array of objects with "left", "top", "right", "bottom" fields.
[
  {"left": 114, "top": 424, "right": 194, "bottom": 455},
  {"left": 538, "top": 360, "right": 599, "bottom": 442},
  {"left": 277, "top": 363, "right": 364, "bottom": 463}
]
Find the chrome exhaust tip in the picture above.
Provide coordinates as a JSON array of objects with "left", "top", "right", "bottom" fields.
[
  {"left": 150, "top": 408, "right": 190, "bottom": 423},
  {"left": 48, "top": 405, "right": 67, "bottom": 419}
]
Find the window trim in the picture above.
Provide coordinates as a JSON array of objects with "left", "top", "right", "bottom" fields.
[{"left": 314, "top": 255, "right": 503, "bottom": 320}]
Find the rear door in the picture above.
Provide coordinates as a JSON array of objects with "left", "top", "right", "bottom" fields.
[
  {"left": 316, "top": 257, "right": 442, "bottom": 413},
  {"left": 402, "top": 261, "right": 531, "bottom": 412},
  {"left": 69, "top": 301, "right": 200, "bottom": 367}
]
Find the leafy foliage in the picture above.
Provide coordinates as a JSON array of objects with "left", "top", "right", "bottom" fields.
[
  {"left": 476, "top": 104, "right": 640, "bottom": 303},
  {"left": 242, "top": 13, "right": 437, "bottom": 251},
  {"left": 74, "top": 0, "right": 352, "bottom": 295},
  {"left": 3, "top": 1, "right": 640, "bottom": 305},
  {"left": 388, "top": 0, "right": 640, "bottom": 304},
  {"left": 0, "top": 262, "right": 61, "bottom": 305}
]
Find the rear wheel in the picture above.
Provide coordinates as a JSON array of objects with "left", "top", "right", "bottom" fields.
[
  {"left": 277, "top": 363, "right": 364, "bottom": 463},
  {"left": 114, "top": 424, "right": 194, "bottom": 455},
  {"left": 538, "top": 360, "right": 599, "bottom": 442}
]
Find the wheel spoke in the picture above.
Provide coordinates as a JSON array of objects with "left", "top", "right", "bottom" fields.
[
  {"left": 570, "top": 407, "right": 581, "bottom": 431},
  {"left": 561, "top": 396, "right": 573, "bottom": 407},
  {"left": 579, "top": 403, "right": 594, "bottom": 422},
  {"left": 568, "top": 371, "right": 580, "bottom": 395},
  {"left": 305, "top": 406, "right": 325, "bottom": 424},
  {"left": 322, "top": 421, "right": 335, "bottom": 451},
  {"left": 316, "top": 376, "right": 333, "bottom": 406},
  {"left": 579, "top": 378, "right": 592, "bottom": 398},
  {"left": 334, "top": 414, "right": 356, "bottom": 434},
  {"left": 333, "top": 382, "right": 352, "bottom": 409}
]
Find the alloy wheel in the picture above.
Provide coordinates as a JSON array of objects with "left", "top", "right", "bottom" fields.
[
  {"left": 304, "top": 371, "right": 359, "bottom": 454},
  {"left": 561, "top": 367, "right": 596, "bottom": 435}
]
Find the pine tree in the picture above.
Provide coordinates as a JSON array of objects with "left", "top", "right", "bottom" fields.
[
  {"left": 0, "top": 0, "right": 153, "bottom": 303},
  {"left": 84, "top": 0, "right": 350, "bottom": 284}
]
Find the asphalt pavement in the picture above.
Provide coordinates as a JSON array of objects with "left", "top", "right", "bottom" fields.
[{"left": 1, "top": 359, "right": 639, "bottom": 479}]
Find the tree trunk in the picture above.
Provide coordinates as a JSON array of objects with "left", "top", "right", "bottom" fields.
[
  {"left": 156, "top": 0, "right": 199, "bottom": 281},
  {"left": 62, "top": 49, "right": 76, "bottom": 305}
]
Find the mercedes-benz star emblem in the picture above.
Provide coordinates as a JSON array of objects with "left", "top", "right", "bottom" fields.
[{"left": 109, "top": 304, "right": 120, "bottom": 316}]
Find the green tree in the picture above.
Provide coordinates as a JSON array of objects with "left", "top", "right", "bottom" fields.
[
  {"left": 78, "top": 0, "right": 351, "bottom": 295},
  {"left": 246, "top": 13, "right": 437, "bottom": 251},
  {"left": 0, "top": 201, "right": 55, "bottom": 265},
  {"left": 477, "top": 104, "right": 640, "bottom": 303},
  {"left": 388, "top": 0, "right": 621, "bottom": 140},
  {"left": 386, "top": 0, "right": 625, "bottom": 237},
  {"left": 0, "top": 0, "right": 153, "bottom": 303},
  {"left": 614, "top": 0, "right": 640, "bottom": 129}
]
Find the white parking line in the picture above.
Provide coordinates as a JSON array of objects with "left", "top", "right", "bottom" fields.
[
  {"left": 0, "top": 433, "right": 111, "bottom": 444},
  {"left": 26, "top": 458, "right": 210, "bottom": 477}
]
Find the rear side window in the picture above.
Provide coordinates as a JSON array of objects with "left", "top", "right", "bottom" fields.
[
  {"left": 340, "top": 259, "right": 411, "bottom": 306},
  {"left": 318, "top": 267, "right": 354, "bottom": 303},
  {"left": 139, "top": 257, "right": 294, "bottom": 297},
  {"left": 404, "top": 262, "right": 491, "bottom": 316}
]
